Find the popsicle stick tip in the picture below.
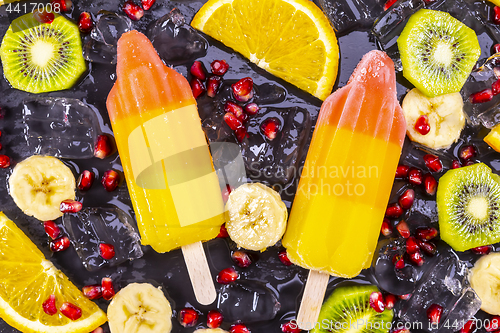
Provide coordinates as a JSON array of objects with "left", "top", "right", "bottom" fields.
[
  {"left": 296, "top": 270, "right": 330, "bottom": 330},
  {"left": 182, "top": 242, "right": 217, "bottom": 305}
]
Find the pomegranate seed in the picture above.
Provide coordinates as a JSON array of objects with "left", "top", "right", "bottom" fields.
[
  {"left": 415, "top": 227, "right": 438, "bottom": 241},
  {"left": 408, "top": 168, "right": 423, "bottom": 185},
  {"left": 423, "top": 154, "right": 443, "bottom": 172},
  {"left": 60, "top": 302, "right": 82, "bottom": 321},
  {"left": 123, "top": 1, "right": 144, "bottom": 20},
  {"left": 459, "top": 145, "right": 477, "bottom": 161},
  {"left": 396, "top": 220, "right": 410, "bottom": 238},
  {"left": 423, "top": 173, "right": 437, "bottom": 196},
  {"left": 463, "top": 160, "right": 475, "bottom": 166},
  {"left": 190, "top": 78, "right": 206, "bottom": 98},
  {"left": 470, "top": 89, "right": 493, "bottom": 103},
  {"left": 384, "top": 294, "right": 397, "bottom": 310},
  {"left": 427, "top": 304, "right": 443, "bottom": 325},
  {"left": 452, "top": 159, "right": 461, "bottom": 169},
  {"left": 225, "top": 101, "right": 247, "bottom": 123},
  {"left": 383, "top": 0, "right": 398, "bottom": 10},
  {"left": 245, "top": 103, "right": 260, "bottom": 116},
  {"left": 101, "top": 277, "right": 115, "bottom": 300},
  {"left": 217, "top": 267, "right": 238, "bottom": 284},
  {"left": 50, "top": 236, "right": 70, "bottom": 252},
  {"left": 44, "top": 220, "right": 60, "bottom": 240},
  {"left": 77, "top": 170, "right": 94, "bottom": 191},
  {"left": 369, "top": 291, "right": 385, "bottom": 313},
  {"left": 385, "top": 203, "right": 403, "bottom": 218},
  {"left": 60, "top": 199, "right": 82, "bottom": 213},
  {"left": 380, "top": 218, "right": 393, "bottom": 237},
  {"left": 101, "top": 170, "right": 120, "bottom": 192},
  {"left": 235, "top": 127, "right": 248, "bottom": 142},
  {"left": 0, "top": 143, "right": 2, "bottom": 150},
  {"left": 224, "top": 112, "right": 243, "bottom": 130},
  {"left": 416, "top": 239, "right": 437, "bottom": 256},
  {"left": 82, "top": 285, "right": 102, "bottom": 299},
  {"left": 217, "top": 224, "right": 229, "bottom": 238},
  {"left": 207, "top": 75, "right": 222, "bottom": 97},
  {"left": 414, "top": 115, "right": 431, "bottom": 135},
  {"left": 99, "top": 243, "right": 115, "bottom": 260},
  {"left": 211, "top": 60, "right": 230, "bottom": 75},
  {"left": 406, "top": 236, "right": 420, "bottom": 254},
  {"left": 461, "top": 319, "right": 476, "bottom": 333},
  {"left": 409, "top": 250, "right": 425, "bottom": 266},
  {"left": 231, "top": 250, "right": 252, "bottom": 268},
  {"left": 51, "top": 0, "right": 72, "bottom": 12},
  {"left": 94, "top": 134, "right": 113, "bottom": 159},
  {"left": 282, "top": 320, "right": 301, "bottom": 333},
  {"left": 190, "top": 61, "right": 206, "bottom": 80},
  {"left": 42, "top": 294, "right": 57, "bottom": 316},
  {"left": 486, "top": 316, "right": 500, "bottom": 331},
  {"left": 178, "top": 308, "right": 199, "bottom": 327},
  {"left": 232, "top": 77, "right": 254, "bottom": 102},
  {"left": 497, "top": 44, "right": 500, "bottom": 54},
  {"left": 278, "top": 249, "right": 293, "bottom": 266},
  {"left": 0, "top": 155, "right": 10, "bottom": 168},
  {"left": 399, "top": 293, "right": 412, "bottom": 300},
  {"left": 392, "top": 329, "right": 410, "bottom": 333},
  {"left": 142, "top": 0, "right": 156, "bottom": 10},
  {"left": 207, "top": 310, "right": 223, "bottom": 329},
  {"left": 493, "top": 79, "right": 500, "bottom": 96},
  {"left": 33, "top": 9, "right": 55, "bottom": 24},
  {"left": 260, "top": 117, "right": 281, "bottom": 140},
  {"left": 493, "top": 6, "right": 500, "bottom": 25},
  {"left": 398, "top": 189, "right": 415, "bottom": 210},
  {"left": 230, "top": 323, "right": 250, "bottom": 333},
  {"left": 471, "top": 245, "right": 493, "bottom": 254},
  {"left": 392, "top": 254, "right": 405, "bottom": 269},
  {"left": 396, "top": 164, "right": 410, "bottom": 179},
  {"left": 222, "top": 184, "right": 232, "bottom": 203},
  {"left": 78, "top": 12, "right": 93, "bottom": 33}
]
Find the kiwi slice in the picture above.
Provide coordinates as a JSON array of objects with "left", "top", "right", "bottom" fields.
[
  {"left": 437, "top": 163, "right": 500, "bottom": 251},
  {"left": 397, "top": 9, "right": 480, "bottom": 97},
  {"left": 0, "top": 13, "right": 86, "bottom": 93},
  {"left": 311, "top": 285, "right": 393, "bottom": 333}
]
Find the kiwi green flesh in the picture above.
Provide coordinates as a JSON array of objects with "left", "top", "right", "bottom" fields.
[
  {"left": 311, "top": 285, "right": 393, "bottom": 333},
  {"left": 0, "top": 13, "right": 86, "bottom": 94},
  {"left": 437, "top": 163, "right": 500, "bottom": 251},
  {"left": 397, "top": 9, "right": 480, "bottom": 97}
]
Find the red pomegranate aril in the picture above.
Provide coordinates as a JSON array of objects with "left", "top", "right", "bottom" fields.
[
  {"left": 396, "top": 220, "right": 411, "bottom": 238},
  {"left": 225, "top": 101, "right": 246, "bottom": 123},
  {"left": 409, "top": 250, "right": 425, "bottom": 266},
  {"left": 423, "top": 173, "right": 437, "bottom": 196},
  {"left": 392, "top": 329, "right": 410, "bottom": 333},
  {"left": 427, "top": 304, "right": 443, "bottom": 325},
  {"left": 245, "top": 103, "right": 260, "bottom": 115},
  {"left": 207, "top": 310, "right": 223, "bottom": 329},
  {"left": 393, "top": 254, "right": 405, "bottom": 269},
  {"left": 224, "top": 112, "right": 243, "bottom": 131},
  {"left": 261, "top": 117, "right": 280, "bottom": 140},
  {"left": 207, "top": 75, "right": 222, "bottom": 97},
  {"left": 78, "top": 12, "right": 93, "bottom": 34},
  {"left": 0, "top": 155, "right": 10, "bottom": 168},
  {"left": 383, "top": 0, "right": 398, "bottom": 10},
  {"left": 50, "top": 236, "right": 70, "bottom": 252},
  {"left": 399, "top": 189, "right": 415, "bottom": 210},
  {"left": 190, "top": 78, "right": 206, "bottom": 98},
  {"left": 82, "top": 285, "right": 103, "bottom": 299},
  {"left": 101, "top": 277, "right": 115, "bottom": 300},
  {"left": 282, "top": 320, "right": 301, "bottom": 333},
  {"left": 60, "top": 302, "right": 82, "bottom": 321},
  {"left": 51, "top": 0, "right": 72, "bottom": 11},
  {"left": 459, "top": 145, "right": 477, "bottom": 161},
  {"left": 493, "top": 6, "right": 500, "bottom": 25},
  {"left": 396, "top": 164, "right": 410, "bottom": 179},
  {"left": 102, "top": 170, "right": 120, "bottom": 192},
  {"left": 33, "top": 9, "right": 55, "bottom": 24},
  {"left": 44, "top": 220, "right": 60, "bottom": 240},
  {"left": 415, "top": 227, "right": 438, "bottom": 241},
  {"left": 217, "top": 224, "right": 229, "bottom": 238},
  {"left": 0, "top": 143, "right": 2, "bottom": 150},
  {"left": 414, "top": 115, "right": 431, "bottom": 135},
  {"left": 178, "top": 308, "right": 199, "bottom": 327},
  {"left": 470, "top": 89, "right": 493, "bottom": 103},
  {"left": 190, "top": 61, "right": 206, "bottom": 80},
  {"left": 211, "top": 59, "right": 229, "bottom": 75},
  {"left": 380, "top": 218, "right": 393, "bottom": 237},
  {"left": 232, "top": 250, "right": 252, "bottom": 268},
  {"left": 416, "top": 240, "right": 437, "bottom": 256},
  {"left": 123, "top": 1, "right": 144, "bottom": 20},
  {"left": 235, "top": 127, "right": 248, "bottom": 142},
  {"left": 384, "top": 294, "right": 397, "bottom": 310},
  {"left": 99, "top": 243, "right": 115, "bottom": 260},
  {"left": 461, "top": 319, "right": 476, "bottom": 333},
  {"left": 42, "top": 294, "right": 57, "bottom": 316},
  {"left": 486, "top": 316, "right": 500, "bottom": 331},
  {"left": 408, "top": 167, "right": 423, "bottom": 185},
  {"left": 406, "top": 236, "right": 420, "bottom": 254},
  {"left": 142, "top": 0, "right": 156, "bottom": 10},
  {"left": 423, "top": 154, "right": 443, "bottom": 172},
  {"left": 369, "top": 291, "right": 385, "bottom": 313},
  {"left": 279, "top": 249, "right": 293, "bottom": 266},
  {"left": 463, "top": 160, "right": 475, "bottom": 166},
  {"left": 230, "top": 323, "right": 250, "bottom": 333},
  {"left": 385, "top": 203, "right": 403, "bottom": 218},
  {"left": 60, "top": 199, "right": 82, "bottom": 213},
  {"left": 399, "top": 293, "right": 412, "bottom": 300},
  {"left": 493, "top": 79, "right": 500, "bottom": 96},
  {"left": 232, "top": 77, "right": 254, "bottom": 102},
  {"left": 452, "top": 159, "right": 461, "bottom": 169},
  {"left": 77, "top": 170, "right": 95, "bottom": 191},
  {"left": 217, "top": 267, "right": 238, "bottom": 284},
  {"left": 471, "top": 245, "right": 493, "bottom": 254},
  {"left": 94, "top": 134, "right": 113, "bottom": 159}
]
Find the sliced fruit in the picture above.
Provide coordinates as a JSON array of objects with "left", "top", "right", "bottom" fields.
[
  {"left": 0, "top": 212, "right": 106, "bottom": 332},
  {"left": 398, "top": 9, "right": 480, "bottom": 97},
  {"left": 402, "top": 88, "right": 465, "bottom": 149},
  {"left": 311, "top": 285, "right": 393, "bottom": 333},
  {"left": 0, "top": 13, "right": 86, "bottom": 93},
  {"left": 437, "top": 163, "right": 500, "bottom": 251},
  {"left": 107, "top": 283, "right": 172, "bottom": 333},
  {"left": 484, "top": 123, "right": 500, "bottom": 152},
  {"left": 191, "top": 0, "right": 339, "bottom": 100},
  {"left": 470, "top": 252, "right": 500, "bottom": 315},
  {"left": 9, "top": 155, "right": 76, "bottom": 221},
  {"left": 225, "top": 183, "right": 287, "bottom": 251},
  {"left": 194, "top": 329, "right": 229, "bottom": 333}
]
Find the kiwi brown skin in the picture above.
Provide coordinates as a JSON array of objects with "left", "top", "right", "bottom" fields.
[
  {"left": 0, "top": 13, "right": 86, "bottom": 94},
  {"left": 437, "top": 163, "right": 500, "bottom": 251}
]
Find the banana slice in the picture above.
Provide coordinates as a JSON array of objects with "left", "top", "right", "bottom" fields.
[
  {"left": 225, "top": 183, "right": 288, "bottom": 251},
  {"left": 194, "top": 329, "right": 229, "bottom": 333},
  {"left": 402, "top": 88, "right": 465, "bottom": 149},
  {"left": 107, "top": 283, "right": 172, "bottom": 333},
  {"left": 470, "top": 252, "right": 500, "bottom": 315},
  {"left": 9, "top": 155, "right": 75, "bottom": 221}
]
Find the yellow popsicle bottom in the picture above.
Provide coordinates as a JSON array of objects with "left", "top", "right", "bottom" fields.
[{"left": 282, "top": 126, "right": 401, "bottom": 277}]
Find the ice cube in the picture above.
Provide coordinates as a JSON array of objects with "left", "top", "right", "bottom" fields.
[
  {"left": 147, "top": 8, "right": 208, "bottom": 66},
  {"left": 83, "top": 38, "right": 117, "bottom": 65},
  {"left": 22, "top": 97, "right": 99, "bottom": 159},
  {"left": 217, "top": 280, "right": 281, "bottom": 323},
  {"left": 91, "top": 11, "right": 132, "bottom": 46},
  {"left": 254, "top": 83, "right": 287, "bottom": 105},
  {"left": 62, "top": 207, "right": 143, "bottom": 271}
]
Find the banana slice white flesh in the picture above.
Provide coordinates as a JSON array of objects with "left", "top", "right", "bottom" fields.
[
  {"left": 107, "top": 283, "right": 172, "bottom": 333},
  {"left": 402, "top": 88, "right": 465, "bottom": 149},
  {"left": 470, "top": 252, "right": 500, "bottom": 315},
  {"left": 194, "top": 329, "right": 229, "bottom": 333},
  {"left": 225, "top": 183, "right": 288, "bottom": 251},
  {"left": 9, "top": 155, "right": 75, "bottom": 221}
]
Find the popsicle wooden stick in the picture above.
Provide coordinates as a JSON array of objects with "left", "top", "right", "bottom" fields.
[
  {"left": 182, "top": 241, "right": 217, "bottom": 305},
  {"left": 297, "top": 270, "right": 330, "bottom": 330}
]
